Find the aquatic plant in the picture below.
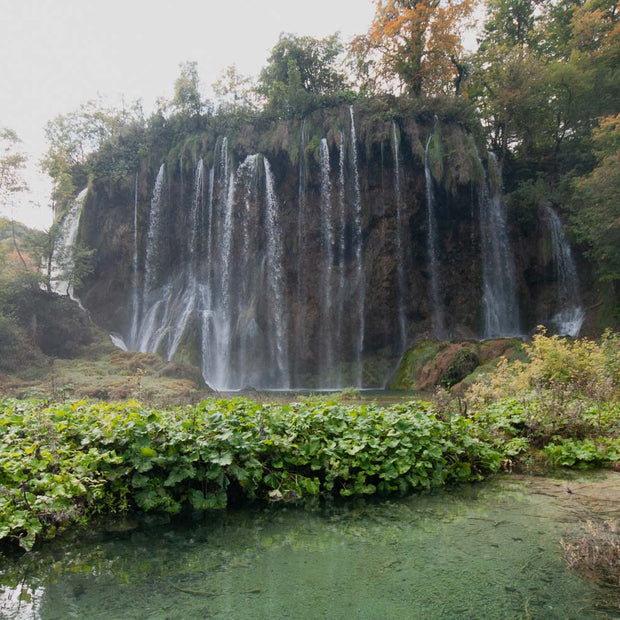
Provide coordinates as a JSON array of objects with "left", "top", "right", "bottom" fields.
[{"left": 0, "top": 397, "right": 501, "bottom": 553}]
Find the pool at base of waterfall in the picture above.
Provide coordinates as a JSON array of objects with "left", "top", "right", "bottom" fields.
[{"left": 1, "top": 472, "right": 617, "bottom": 619}]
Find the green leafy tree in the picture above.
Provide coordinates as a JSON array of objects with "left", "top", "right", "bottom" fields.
[
  {"left": 257, "top": 33, "right": 348, "bottom": 118},
  {"left": 0, "top": 129, "right": 30, "bottom": 268},
  {"left": 41, "top": 99, "right": 144, "bottom": 211},
  {"left": 172, "top": 61, "right": 208, "bottom": 117},
  {"left": 0, "top": 128, "right": 28, "bottom": 200},
  {"left": 570, "top": 114, "right": 620, "bottom": 283},
  {"left": 468, "top": 0, "right": 551, "bottom": 160},
  {"left": 470, "top": 0, "right": 619, "bottom": 163},
  {"left": 212, "top": 64, "right": 258, "bottom": 115}
]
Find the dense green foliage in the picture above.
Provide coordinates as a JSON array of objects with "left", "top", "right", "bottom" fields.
[
  {"left": 1, "top": 332, "right": 617, "bottom": 555},
  {"left": 0, "top": 398, "right": 502, "bottom": 552}
]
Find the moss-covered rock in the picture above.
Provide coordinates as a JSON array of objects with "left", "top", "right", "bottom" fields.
[{"left": 389, "top": 338, "right": 526, "bottom": 392}]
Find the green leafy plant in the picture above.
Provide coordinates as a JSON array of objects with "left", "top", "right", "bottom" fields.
[{"left": 0, "top": 397, "right": 503, "bottom": 553}]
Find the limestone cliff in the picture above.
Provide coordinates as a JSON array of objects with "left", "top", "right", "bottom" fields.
[{"left": 73, "top": 103, "right": 584, "bottom": 389}]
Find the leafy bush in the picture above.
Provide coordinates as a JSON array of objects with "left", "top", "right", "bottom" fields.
[
  {"left": 544, "top": 438, "right": 620, "bottom": 468},
  {"left": 464, "top": 330, "right": 619, "bottom": 446},
  {"left": 467, "top": 329, "right": 619, "bottom": 406},
  {"left": 0, "top": 397, "right": 502, "bottom": 552}
]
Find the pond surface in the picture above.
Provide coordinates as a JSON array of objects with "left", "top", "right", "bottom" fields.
[{"left": 1, "top": 473, "right": 618, "bottom": 619}]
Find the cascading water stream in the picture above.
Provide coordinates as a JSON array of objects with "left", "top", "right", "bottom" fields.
[
  {"left": 318, "top": 138, "right": 336, "bottom": 385},
  {"left": 136, "top": 163, "right": 166, "bottom": 353},
  {"left": 392, "top": 121, "right": 407, "bottom": 354},
  {"left": 143, "top": 164, "right": 166, "bottom": 298},
  {"left": 424, "top": 121, "right": 445, "bottom": 338},
  {"left": 479, "top": 153, "right": 520, "bottom": 338},
  {"left": 335, "top": 131, "right": 347, "bottom": 387},
  {"left": 349, "top": 106, "right": 365, "bottom": 386},
  {"left": 264, "top": 158, "right": 291, "bottom": 388},
  {"left": 295, "top": 120, "right": 308, "bottom": 386},
  {"left": 50, "top": 187, "right": 88, "bottom": 301},
  {"left": 213, "top": 170, "right": 236, "bottom": 389},
  {"left": 544, "top": 206, "right": 584, "bottom": 337},
  {"left": 165, "top": 159, "right": 205, "bottom": 361},
  {"left": 129, "top": 174, "right": 140, "bottom": 348}
]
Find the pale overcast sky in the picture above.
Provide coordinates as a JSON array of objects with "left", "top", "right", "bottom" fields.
[{"left": 0, "top": 0, "right": 376, "bottom": 229}]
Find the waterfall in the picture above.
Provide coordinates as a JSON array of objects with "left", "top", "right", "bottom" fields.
[
  {"left": 164, "top": 159, "right": 206, "bottom": 361},
  {"left": 213, "top": 170, "right": 236, "bottom": 388},
  {"left": 232, "top": 153, "right": 261, "bottom": 389},
  {"left": 349, "top": 106, "right": 365, "bottom": 386},
  {"left": 143, "top": 164, "right": 166, "bottom": 296},
  {"left": 335, "top": 131, "right": 347, "bottom": 386},
  {"left": 544, "top": 206, "right": 584, "bottom": 337},
  {"left": 117, "top": 117, "right": 535, "bottom": 391},
  {"left": 129, "top": 174, "right": 140, "bottom": 348},
  {"left": 424, "top": 121, "right": 445, "bottom": 338},
  {"left": 295, "top": 120, "right": 308, "bottom": 386},
  {"left": 479, "top": 153, "right": 520, "bottom": 338},
  {"left": 189, "top": 159, "right": 205, "bottom": 275},
  {"left": 318, "top": 138, "right": 336, "bottom": 385},
  {"left": 136, "top": 163, "right": 166, "bottom": 352},
  {"left": 392, "top": 121, "right": 407, "bottom": 354},
  {"left": 264, "top": 158, "right": 291, "bottom": 388},
  {"left": 50, "top": 187, "right": 88, "bottom": 302}
]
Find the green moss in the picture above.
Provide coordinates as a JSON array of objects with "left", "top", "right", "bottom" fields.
[
  {"left": 442, "top": 347, "right": 480, "bottom": 388},
  {"left": 466, "top": 134, "right": 486, "bottom": 185},
  {"left": 428, "top": 132, "right": 443, "bottom": 183},
  {"left": 389, "top": 340, "right": 446, "bottom": 390}
]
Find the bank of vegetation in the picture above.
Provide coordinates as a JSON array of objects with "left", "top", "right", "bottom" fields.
[{"left": 1, "top": 330, "right": 617, "bottom": 556}]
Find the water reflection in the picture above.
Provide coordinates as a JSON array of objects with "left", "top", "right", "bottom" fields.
[{"left": 1, "top": 473, "right": 617, "bottom": 619}]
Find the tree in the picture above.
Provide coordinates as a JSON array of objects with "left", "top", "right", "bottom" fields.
[
  {"left": 0, "top": 128, "right": 28, "bottom": 200},
  {"left": 41, "top": 98, "right": 145, "bottom": 211},
  {"left": 172, "top": 61, "right": 208, "bottom": 117},
  {"left": 257, "top": 33, "right": 348, "bottom": 118},
  {"left": 570, "top": 113, "right": 620, "bottom": 283},
  {"left": 0, "top": 128, "right": 30, "bottom": 268},
  {"left": 470, "top": 0, "right": 619, "bottom": 163},
  {"left": 212, "top": 64, "right": 258, "bottom": 114},
  {"left": 467, "top": 0, "right": 549, "bottom": 160},
  {"left": 350, "top": 0, "right": 476, "bottom": 97}
]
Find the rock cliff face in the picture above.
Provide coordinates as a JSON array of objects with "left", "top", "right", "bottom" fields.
[{"left": 74, "top": 103, "right": 584, "bottom": 389}]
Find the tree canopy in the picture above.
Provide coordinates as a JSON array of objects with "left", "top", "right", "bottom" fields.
[
  {"left": 0, "top": 128, "right": 28, "bottom": 205},
  {"left": 350, "top": 0, "right": 476, "bottom": 96},
  {"left": 257, "top": 33, "right": 349, "bottom": 118}
]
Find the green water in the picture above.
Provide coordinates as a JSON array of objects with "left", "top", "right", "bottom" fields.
[{"left": 1, "top": 474, "right": 617, "bottom": 619}]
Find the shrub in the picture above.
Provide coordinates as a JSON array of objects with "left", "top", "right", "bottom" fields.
[{"left": 0, "top": 397, "right": 502, "bottom": 552}]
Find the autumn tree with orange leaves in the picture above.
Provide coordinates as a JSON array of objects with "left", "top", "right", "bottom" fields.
[{"left": 350, "top": 0, "right": 477, "bottom": 97}]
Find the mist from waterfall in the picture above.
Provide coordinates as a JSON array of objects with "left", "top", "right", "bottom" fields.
[{"left": 544, "top": 206, "right": 584, "bottom": 337}]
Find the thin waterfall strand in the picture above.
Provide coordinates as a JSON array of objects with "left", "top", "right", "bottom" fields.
[
  {"left": 545, "top": 206, "right": 584, "bottom": 337},
  {"left": 424, "top": 123, "right": 445, "bottom": 338},
  {"left": 349, "top": 106, "right": 365, "bottom": 386},
  {"left": 479, "top": 153, "right": 520, "bottom": 338}
]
